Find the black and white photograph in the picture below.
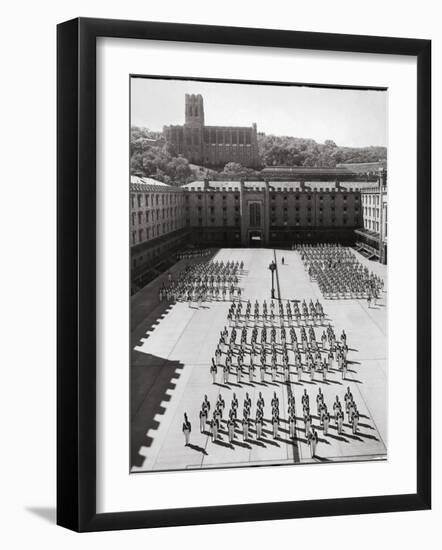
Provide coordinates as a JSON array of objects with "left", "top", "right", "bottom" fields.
[{"left": 129, "top": 77, "right": 388, "bottom": 473}]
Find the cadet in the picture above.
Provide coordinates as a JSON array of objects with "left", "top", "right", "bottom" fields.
[
  {"left": 210, "top": 359, "right": 217, "bottom": 384},
  {"left": 242, "top": 416, "right": 250, "bottom": 441},
  {"left": 309, "top": 427, "right": 319, "bottom": 458},
  {"left": 289, "top": 412, "right": 297, "bottom": 439},
  {"left": 227, "top": 417, "right": 235, "bottom": 443},
  {"left": 323, "top": 410, "right": 330, "bottom": 436},
  {"left": 272, "top": 414, "right": 280, "bottom": 439},
  {"left": 301, "top": 388, "right": 309, "bottom": 409},
  {"left": 304, "top": 411, "right": 312, "bottom": 437},
  {"left": 182, "top": 413, "right": 191, "bottom": 446},
  {"left": 351, "top": 408, "right": 360, "bottom": 434},
  {"left": 199, "top": 406, "right": 207, "bottom": 433},
  {"left": 223, "top": 362, "right": 230, "bottom": 384},
  {"left": 255, "top": 414, "right": 263, "bottom": 439},
  {"left": 336, "top": 409, "right": 344, "bottom": 435},
  {"left": 316, "top": 388, "right": 324, "bottom": 415}
]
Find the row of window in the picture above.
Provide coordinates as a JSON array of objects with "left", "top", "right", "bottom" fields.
[
  {"left": 364, "top": 206, "right": 380, "bottom": 218},
  {"left": 131, "top": 192, "right": 182, "bottom": 209},
  {"left": 362, "top": 194, "right": 380, "bottom": 205},
  {"left": 131, "top": 220, "right": 179, "bottom": 244},
  {"left": 131, "top": 206, "right": 182, "bottom": 226}
]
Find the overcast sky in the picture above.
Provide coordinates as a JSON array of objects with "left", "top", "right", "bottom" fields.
[{"left": 131, "top": 77, "right": 387, "bottom": 148}]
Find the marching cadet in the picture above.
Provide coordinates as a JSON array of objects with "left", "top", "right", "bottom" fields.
[
  {"left": 321, "top": 358, "right": 328, "bottom": 382},
  {"left": 223, "top": 362, "right": 230, "bottom": 384},
  {"left": 236, "top": 362, "right": 242, "bottom": 384},
  {"left": 321, "top": 330, "right": 327, "bottom": 350},
  {"left": 323, "top": 410, "right": 330, "bottom": 436},
  {"left": 245, "top": 392, "right": 252, "bottom": 410},
  {"left": 211, "top": 415, "right": 220, "bottom": 442},
  {"left": 260, "top": 361, "right": 266, "bottom": 383},
  {"left": 257, "top": 392, "right": 265, "bottom": 411},
  {"left": 182, "top": 413, "right": 191, "bottom": 446},
  {"left": 344, "top": 387, "right": 353, "bottom": 414},
  {"left": 227, "top": 416, "right": 235, "bottom": 444},
  {"left": 341, "top": 358, "right": 348, "bottom": 380},
  {"left": 348, "top": 398, "right": 356, "bottom": 424},
  {"left": 215, "top": 345, "right": 222, "bottom": 366},
  {"left": 272, "top": 414, "right": 280, "bottom": 439},
  {"left": 301, "top": 388, "right": 309, "bottom": 410},
  {"left": 271, "top": 361, "right": 277, "bottom": 382},
  {"left": 351, "top": 408, "right": 360, "bottom": 434},
  {"left": 202, "top": 394, "right": 211, "bottom": 413},
  {"left": 217, "top": 394, "right": 226, "bottom": 419},
  {"left": 199, "top": 406, "right": 208, "bottom": 433},
  {"left": 336, "top": 409, "right": 344, "bottom": 435},
  {"left": 316, "top": 388, "right": 324, "bottom": 415},
  {"left": 232, "top": 392, "right": 239, "bottom": 413},
  {"left": 308, "top": 427, "right": 318, "bottom": 458},
  {"left": 304, "top": 411, "right": 312, "bottom": 437},
  {"left": 327, "top": 349, "right": 334, "bottom": 371},
  {"left": 242, "top": 415, "right": 250, "bottom": 441},
  {"left": 255, "top": 414, "right": 263, "bottom": 440},
  {"left": 271, "top": 391, "right": 279, "bottom": 411},
  {"left": 318, "top": 401, "right": 327, "bottom": 426},
  {"left": 332, "top": 395, "right": 341, "bottom": 417},
  {"left": 289, "top": 412, "right": 297, "bottom": 439},
  {"left": 249, "top": 363, "right": 255, "bottom": 383},
  {"left": 210, "top": 359, "right": 217, "bottom": 384}
]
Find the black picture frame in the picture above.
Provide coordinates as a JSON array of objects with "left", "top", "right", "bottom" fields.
[{"left": 57, "top": 17, "right": 431, "bottom": 532}]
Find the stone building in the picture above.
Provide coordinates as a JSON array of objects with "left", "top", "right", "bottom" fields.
[
  {"left": 130, "top": 176, "right": 188, "bottom": 292},
  {"left": 181, "top": 178, "right": 364, "bottom": 248},
  {"left": 130, "top": 167, "right": 387, "bottom": 293},
  {"left": 163, "top": 94, "right": 260, "bottom": 168},
  {"left": 354, "top": 167, "right": 388, "bottom": 263}
]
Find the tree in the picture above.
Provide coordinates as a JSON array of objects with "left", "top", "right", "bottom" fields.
[{"left": 223, "top": 162, "right": 244, "bottom": 174}]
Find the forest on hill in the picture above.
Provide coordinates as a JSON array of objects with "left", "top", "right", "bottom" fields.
[{"left": 130, "top": 126, "right": 387, "bottom": 186}]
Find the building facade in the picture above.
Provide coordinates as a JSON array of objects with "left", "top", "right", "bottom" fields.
[
  {"left": 163, "top": 94, "right": 260, "bottom": 168},
  {"left": 354, "top": 168, "right": 388, "bottom": 263},
  {"left": 130, "top": 176, "right": 188, "bottom": 292},
  {"left": 181, "top": 179, "right": 363, "bottom": 248},
  {"left": 130, "top": 167, "right": 387, "bottom": 293}
]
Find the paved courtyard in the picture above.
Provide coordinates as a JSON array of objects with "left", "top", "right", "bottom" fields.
[{"left": 130, "top": 248, "right": 387, "bottom": 472}]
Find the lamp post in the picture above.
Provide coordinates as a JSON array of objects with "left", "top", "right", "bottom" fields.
[{"left": 268, "top": 260, "right": 276, "bottom": 299}]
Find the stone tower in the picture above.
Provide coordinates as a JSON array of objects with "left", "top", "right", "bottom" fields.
[{"left": 185, "top": 93, "right": 205, "bottom": 127}]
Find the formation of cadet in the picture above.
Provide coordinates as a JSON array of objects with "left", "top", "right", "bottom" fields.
[
  {"left": 158, "top": 259, "right": 244, "bottom": 304},
  {"left": 299, "top": 243, "right": 384, "bottom": 300},
  {"left": 226, "top": 297, "right": 325, "bottom": 328},
  {"left": 188, "top": 385, "right": 361, "bottom": 457},
  {"left": 176, "top": 248, "right": 213, "bottom": 261},
  {"left": 211, "top": 299, "right": 350, "bottom": 386}
]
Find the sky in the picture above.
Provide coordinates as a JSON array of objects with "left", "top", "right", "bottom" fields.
[{"left": 131, "top": 77, "right": 387, "bottom": 148}]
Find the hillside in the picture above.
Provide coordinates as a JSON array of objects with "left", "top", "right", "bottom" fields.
[{"left": 130, "top": 126, "right": 387, "bottom": 186}]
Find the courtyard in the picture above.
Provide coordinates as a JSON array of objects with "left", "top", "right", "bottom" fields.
[{"left": 130, "top": 247, "right": 387, "bottom": 472}]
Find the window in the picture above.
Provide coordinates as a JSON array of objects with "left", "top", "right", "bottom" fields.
[
  {"left": 145, "top": 194, "right": 149, "bottom": 204},
  {"left": 249, "top": 202, "right": 262, "bottom": 228},
  {"left": 131, "top": 195, "right": 135, "bottom": 208},
  {"left": 131, "top": 213, "right": 136, "bottom": 226},
  {"left": 138, "top": 212, "right": 142, "bottom": 224},
  {"left": 145, "top": 211, "right": 149, "bottom": 222},
  {"left": 131, "top": 231, "right": 136, "bottom": 245},
  {"left": 137, "top": 194, "right": 142, "bottom": 207},
  {"left": 139, "top": 229, "right": 143, "bottom": 241}
]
